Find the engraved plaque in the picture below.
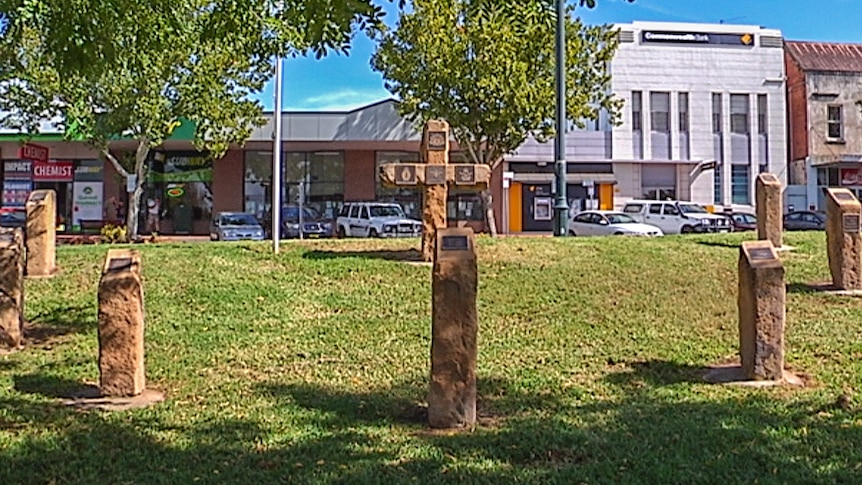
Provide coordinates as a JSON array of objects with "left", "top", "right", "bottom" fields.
[
  {"left": 454, "top": 165, "right": 476, "bottom": 185},
  {"left": 28, "top": 192, "right": 47, "bottom": 202},
  {"left": 759, "top": 174, "right": 777, "bottom": 183},
  {"left": 441, "top": 235, "right": 469, "bottom": 251},
  {"left": 748, "top": 247, "right": 775, "bottom": 262},
  {"left": 425, "top": 165, "right": 446, "bottom": 185},
  {"left": 843, "top": 214, "right": 860, "bottom": 233},
  {"left": 833, "top": 191, "right": 855, "bottom": 202},
  {"left": 427, "top": 131, "right": 447, "bottom": 151},
  {"left": 107, "top": 257, "right": 133, "bottom": 272},
  {"left": 395, "top": 165, "right": 417, "bottom": 185}
]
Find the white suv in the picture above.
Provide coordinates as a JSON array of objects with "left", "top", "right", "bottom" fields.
[
  {"left": 621, "top": 200, "right": 731, "bottom": 234},
  {"left": 336, "top": 202, "right": 422, "bottom": 238}
]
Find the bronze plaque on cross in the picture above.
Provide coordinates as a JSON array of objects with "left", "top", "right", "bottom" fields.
[
  {"left": 395, "top": 165, "right": 417, "bottom": 185},
  {"left": 455, "top": 165, "right": 476, "bottom": 186},
  {"left": 427, "top": 131, "right": 447, "bottom": 151},
  {"left": 425, "top": 165, "right": 446, "bottom": 185}
]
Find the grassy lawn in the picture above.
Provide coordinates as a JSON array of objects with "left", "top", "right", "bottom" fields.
[{"left": 2, "top": 231, "right": 862, "bottom": 484}]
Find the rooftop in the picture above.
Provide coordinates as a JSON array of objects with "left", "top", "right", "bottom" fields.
[{"left": 785, "top": 40, "right": 862, "bottom": 73}]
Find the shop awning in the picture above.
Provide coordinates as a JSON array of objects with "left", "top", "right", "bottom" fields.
[{"left": 511, "top": 173, "right": 617, "bottom": 185}]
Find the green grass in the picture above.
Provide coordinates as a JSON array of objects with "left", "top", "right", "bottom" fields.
[{"left": 2, "top": 232, "right": 862, "bottom": 484}]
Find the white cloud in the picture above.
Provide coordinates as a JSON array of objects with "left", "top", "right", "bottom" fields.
[{"left": 286, "top": 88, "right": 394, "bottom": 112}]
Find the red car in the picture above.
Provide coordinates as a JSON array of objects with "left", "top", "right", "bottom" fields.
[{"left": 722, "top": 212, "right": 757, "bottom": 232}]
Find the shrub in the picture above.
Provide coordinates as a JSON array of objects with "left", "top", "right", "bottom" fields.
[{"left": 100, "top": 224, "right": 128, "bottom": 244}]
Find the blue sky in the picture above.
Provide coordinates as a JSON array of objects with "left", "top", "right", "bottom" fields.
[{"left": 259, "top": 0, "right": 862, "bottom": 112}]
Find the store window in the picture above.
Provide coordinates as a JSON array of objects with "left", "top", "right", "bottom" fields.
[
  {"left": 244, "top": 151, "right": 272, "bottom": 221},
  {"left": 447, "top": 192, "right": 484, "bottom": 221},
  {"left": 376, "top": 151, "right": 421, "bottom": 219},
  {"left": 144, "top": 151, "right": 214, "bottom": 234},
  {"left": 642, "top": 164, "right": 676, "bottom": 201}
]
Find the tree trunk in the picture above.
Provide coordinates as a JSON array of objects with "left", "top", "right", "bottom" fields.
[
  {"left": 126, "top": 139, "right": 150, "bottom": 240},
  {"left": 482, "top": 189, "right": 498, "bottom": 237}
]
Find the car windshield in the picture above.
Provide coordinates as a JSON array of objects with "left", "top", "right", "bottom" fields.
[
  {"left": 370, "top": 205, "right": 405, "bottom": 217},
  {"left": 282, "top": 206, "right": 320, "bottom": 221},
  {"left": 221, "top": 213, "right": 259, "bottom": 226},
  {"left": 679, "top": 203, "right": 708, "bottom": 214},
  {"left": 605, "top": 213, "right": 636, "bottom": 224}
]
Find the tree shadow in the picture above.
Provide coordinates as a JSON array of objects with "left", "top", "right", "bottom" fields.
[
  {"left": 302, "top": 248, "right": 425, "bottom": 263},
  {"left": 25, "top": 304, "right": 94, "bottom": 347},
  {"left": 13, "top": 373, "right": 98, "bottom": 399},
  {"left": 696, "top": 240, "right": 741, "bottom": 249},
  {"left": 601, "top": 359, "right": 714, "bottom": 388},
  {"left": 2, "top": 374, "right": 862, "bottom": 484}
]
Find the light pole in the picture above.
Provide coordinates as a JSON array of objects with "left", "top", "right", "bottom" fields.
[
  {"left": 553, "top": 0, "right": 569, "bottom": 236},
  {"left": 272, "top": 55, "right": 283, "bottom": 254}
]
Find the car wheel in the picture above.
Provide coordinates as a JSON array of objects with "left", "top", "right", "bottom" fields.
[
  {"left": 569, "top": 229, "right": 577, "bottom": 236},
  {"left": 681, "top": 225, "right": 694, "bottom": 234},
  {"left": 337, "top": 226, "right": 347, "bottom": 238},
  {"left": 613, "top": 232, "right": 624, "bottom": 236},
  {"left": 369, "top": 228, "right": 379, "bottom": 238}
]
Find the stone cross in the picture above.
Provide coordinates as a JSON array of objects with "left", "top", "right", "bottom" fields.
[
  {"left": 755, "top": 173, "right": 783, "bottom": 249},
  {"left": 25, "top": 189, "right": 57, "bottom": 277},
  {"left": 738, "top": 240, "right": 785, "bottom": 381},
  {"left": 98, "top": 249, "right": 146, "bottom": 397},
  {"left": 428, "top": 227, "right": 477, "bottom": 429},
  {"left": 824, "top": 188, "right": 862, "bottom": 291},
  {"left": 379, "top": 120, "right": 491, "bottom": 262},
  {"left": 0, "top": 228, "right": 25, "bottom": 349}
]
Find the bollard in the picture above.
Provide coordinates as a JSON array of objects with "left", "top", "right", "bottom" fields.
[{"left": 428, "top": 227, "right": 478, "bottom": 428}]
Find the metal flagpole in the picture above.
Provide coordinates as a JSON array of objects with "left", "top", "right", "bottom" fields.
[
  {"left": 553, "top": 0, "right": 569, "bottom": 236},
  {"left": 272, "top": 55, "right": 283, "bottom": 253}
]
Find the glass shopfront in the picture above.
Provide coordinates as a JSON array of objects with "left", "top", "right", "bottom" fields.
[
  {"left": 143, "top": 151, "right": 213, "bottom": 234},
  {"left": 243, "top": 150, "right": 345, "bottom": 222}
]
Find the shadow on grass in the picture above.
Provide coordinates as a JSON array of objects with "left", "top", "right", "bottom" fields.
[
  {"left": 2, "top": 376, "right": 862, "bottom": 484},
  {"left": 302, "top": 248, "right": 424, "bottom": 263},
  {"left": 601, "top": 359, "right": 711, "bottom": 387},
  {"left": 696, "top": 240, "right": 741, "bottom": 249},
  {"left": 25, "top": 304, "right": 94, "bottom": 346},
  {"left": 14, "top": 373, "right": 97, "bottom": 399}
]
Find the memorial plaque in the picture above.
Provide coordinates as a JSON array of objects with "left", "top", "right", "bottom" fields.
[
  {"left": 395, "top": 165, "right": 417, "bottom": 185},
  {"left": 108, "top": 258, "right": 133, "bottom": 272},
  {"left": 759, "top": 174, "right": 777, "bottom": 183},
  {"left": 428, "top": 131, "right": 447, "bottom": 151},
  {"left": 455, "top": 165, "right": 476, "bottom": 185},
  {"left": 425, "top": 165, "right": 446, "bottom": 185},
  {"left": 834, "top": 192, "right": 855, "bottom": 202},
  {"left": 441, "top": 235, "right": 469, "bottom": 251},
  {"left": 748, "top": 247, "right": 775, "bottom": 261},
  {"left": 843, "top": 214, "right": 860, "bottom": 233}
]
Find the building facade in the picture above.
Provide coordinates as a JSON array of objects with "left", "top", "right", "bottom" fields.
[
  {"left": 502, "top": 21, "right": 788, "bottom": 233},
  {"left": 785, "top": 41, "right": 862, "bottom": 211}
]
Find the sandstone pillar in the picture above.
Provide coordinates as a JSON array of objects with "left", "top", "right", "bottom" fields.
[
  {"left": 0, "top": 228, "right": 25, "bottom": 349},
  {"left": 25, "top": 189, "right": 57, "bottom": 277},
  {"left": 738, "top": 240, "right": 785, "bottom": 381},
  {"left": 98, "top": 249, "right": 145, "bottom": 397},
  {"left": 421, "top": 120, "right": 449, "bottom": 262},
  {"left": 429, "top": 228, "right": 477, "bottom": 428},
  {"left": 755, "top": 173, "right": 783, "bottom": 248},
  {"left": 824, "top": 188, "right": 862, "bottom": 290}
]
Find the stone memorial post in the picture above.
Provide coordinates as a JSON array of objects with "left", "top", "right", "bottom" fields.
[
  {"left": 25, "top": 189, "right": 57, "bottom": 277},
  {"left": 738, "top": 240, "right": 785, "bottom": 381},
  {"left": 428, "top": 227, "right": 478, "bottom": 429},
  {"left": 0, "top": 228, "right": 25, "bottom": 349},
  {"left": 824, "top": 188, "right": 862, "bottom": 291},
  {"left": 755, "top": 173, "right": 783, "bottom": 249},
  {"left": 379, "top": 120, "right": 491, "bottom": 262},
  {"left": 98, "top": 249, "right": 146, "bottom": 397}
]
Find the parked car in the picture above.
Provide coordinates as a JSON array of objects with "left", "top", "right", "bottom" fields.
[
  {"left": 569, "top": 210, "right": 663, "bottom": 237},
  {"left": 336, "top": 202, "right": 422, "bottom": 238},
  {"left": 261, "top": 205, "right": 333, "bottom": 239},
  {"left": 210, "top": 212, "right": 264, "bottom": 241},
  {"left": 722, "top": 212, "right": 757, "bottom": 232},
  {"left": 783, "top": 210, "right": 826, "bottom": 231},
  {"left": 0, "top": 207, "right": 26, "bottom": 229},
  {"left": 621, "top": 200, "right": 732, "bottom": 234}
]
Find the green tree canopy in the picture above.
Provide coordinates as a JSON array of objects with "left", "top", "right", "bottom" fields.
[{"left": 0, "top": 0, "right": 384, "bottom": 238}]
